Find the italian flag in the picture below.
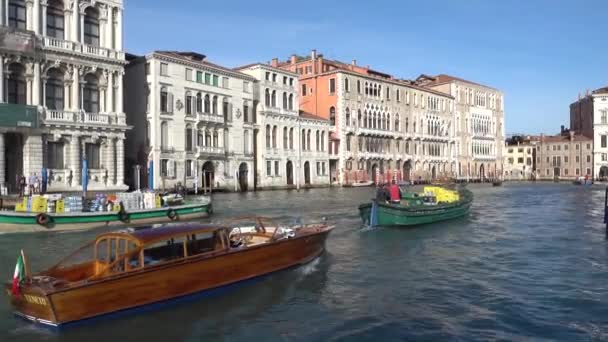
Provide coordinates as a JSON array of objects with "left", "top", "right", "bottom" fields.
[{"left": 11, "top": 250, "right": 25, "bottom": 297}]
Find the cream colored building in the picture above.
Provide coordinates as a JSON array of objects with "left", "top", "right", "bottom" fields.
[
  {"left": 417, "top": 74, "right": 505, "bottom": 180},
  {"left": 504, "top": 141, "right": 536, "bottom": 180},
  {"left": 0, "top": 0, "right": 128, "bottom": 193},
  {"left": 124, "top": 51, "right": 257, "bottom": 192},
  {"left": 236, "top": 63, "right": 330, "bottom": 189}
]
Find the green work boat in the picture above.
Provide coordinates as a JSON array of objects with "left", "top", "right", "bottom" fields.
[
  {"left": 358, "top": 188, "right": 473, "bottom": 227},
  {"left": 0, "top": 199, "right": 213, "bottom": 234}
]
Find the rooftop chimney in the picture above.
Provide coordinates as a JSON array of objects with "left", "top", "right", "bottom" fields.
[
  {"left": 352, "top": 59, "right": 357, "bottom": 66},
  {"left": 290, "top": 54, "right": 297, "bottom": 65},
  {"left": 561, "top": 125, "right": 565, "bottom": 133},
  {"left": 271, "top": 58, "right": 278, "bottom": 67},
  {"left": 311, "top": 49, "right": 317, "bottom": 60}
]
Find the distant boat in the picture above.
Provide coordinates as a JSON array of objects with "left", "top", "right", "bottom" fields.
[
  {"left": 4, "top": 218, "right": 334, "bottom": 327},
  {"left": 359, "top": 187, "right": 473, "bottom": 227},
  {"left": 349, "top": 180, "right": 374, "bottom": 187},
  {"left": 492, "top": 180, "right": 503, "bottom": 187}
]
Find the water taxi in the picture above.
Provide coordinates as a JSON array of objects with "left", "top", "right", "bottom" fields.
[
  {"left": 4, "top": 218, "right": 333, "bottom": 327},
  {"left": 359, "top": 186, "right": 473, "bottom": 227}
]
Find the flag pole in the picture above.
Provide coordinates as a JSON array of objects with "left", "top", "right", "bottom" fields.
[{"left": 21, "top": 249, "right": 31, "bottom": 280}]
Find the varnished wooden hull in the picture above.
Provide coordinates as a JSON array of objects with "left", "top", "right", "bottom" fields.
[{"left": 5, "top": 225, "right": 332, "bottom": 327}]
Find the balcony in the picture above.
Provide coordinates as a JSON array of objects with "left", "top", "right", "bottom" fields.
[
  {"left": 198, "top": 146, "right": 224, "bottom": 155},
  {"left": 43, "top": 109, "right": 126, "bottom": 126},
  {"left": 198, "top": 112, "right": 225, "bottom": 124},
  {"left": 0, "top": 103, "right": 39, "bottom": 129},
  {"left": 42, "top": 37, "right": 125, "bottom": 60}
]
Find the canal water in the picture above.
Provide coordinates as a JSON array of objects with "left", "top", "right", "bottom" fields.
[{"left": 1, "top": 183, "right": 608, "bottom": 341}]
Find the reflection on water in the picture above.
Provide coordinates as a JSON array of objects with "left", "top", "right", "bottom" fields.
[{"left": 1, "top": 183, "right": 608, "bottom": 340}]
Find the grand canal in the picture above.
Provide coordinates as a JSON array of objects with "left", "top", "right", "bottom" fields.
[{"left": 1, "top": 183, "right": 607, "bottom": 341}]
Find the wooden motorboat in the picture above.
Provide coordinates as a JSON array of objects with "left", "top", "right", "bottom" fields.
[
  {"left": 4, "top": 218, "right": 333, "bottom": 327},
  {"left": 0, "top": 198, "right": 212, "bottom": 234},
  {"left": 359, "top": 187, "right": 473, "bottom": 227}
]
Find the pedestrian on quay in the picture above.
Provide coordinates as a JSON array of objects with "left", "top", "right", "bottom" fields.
[
  {"left": 28, "top": 173, "right": 37, "bottom": 195},
  {"left": 18, "top": 174, "right": 26, "bottom": 197}
]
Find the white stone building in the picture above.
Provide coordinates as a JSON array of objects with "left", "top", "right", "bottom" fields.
[
  {"left": 237, "top": 63, "right": 330, "bottom": 189},
  {"left": 570, "top": 87, "right": 608, "bottom": 180},
  {"left": 417, "top": 74, "right": 505, "bottom": 180},
  {"left": 503, "top": 140, "right": 537, "bottom": 180},
  {"left": 124, "top": 51, "right": 257, "bottom": 192},
  {"left": 0, "top": 0, "right": 128, "bottom": 193}
]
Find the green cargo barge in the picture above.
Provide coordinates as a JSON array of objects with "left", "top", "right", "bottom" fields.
[
  {"left": 0, "top": 201, "right": 213, "bottom": 233},
  {"left": 359, "top": 188, "right": 473, "bottom": 227}
]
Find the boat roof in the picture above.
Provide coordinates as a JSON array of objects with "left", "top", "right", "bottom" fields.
[{"left": 98, "top": 223, "right": 227, "bottom": 245}]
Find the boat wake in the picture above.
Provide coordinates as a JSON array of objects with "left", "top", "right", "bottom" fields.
[{"left": 298, "top": 257, "right": 321, "bottom": 277}]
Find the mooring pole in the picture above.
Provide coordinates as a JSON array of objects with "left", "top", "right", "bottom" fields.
[{"left": 604, "top": 186, "right": 608, "bottom": 240}]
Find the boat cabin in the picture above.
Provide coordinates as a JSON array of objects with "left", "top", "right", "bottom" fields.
[{"left": 41, "top": 223, "right": 275, "bottom": 285}]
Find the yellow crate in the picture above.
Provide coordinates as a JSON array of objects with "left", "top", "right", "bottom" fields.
[
  {"left": 55, "top": 200, "right": 65, "bottom": 214},
  {"left": 15, "top": 203, "right": 26, "bottom": 212},
  {"left": 31, "top": 197, "right": 48, "bottom": 213},
  {"left": 155, "top": 195, "right": 161, "bottom": 208}
]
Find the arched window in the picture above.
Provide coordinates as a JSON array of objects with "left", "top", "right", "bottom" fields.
[
  {"left": 196, "top": 92, "right": 202, "bottom": 113},
  {"left": 365, "top": 82, "right": 368, "bottom": 95},
  {"left": 307, "top": 130, "right": 311, "bottom": 151},
  {"left": 47, "top": 0, "right": 65, "bottom": 39},
  {"left": 213, "top": 130, "right": 218, "bottom": 147},
  {"left": 272, "top": 125, "right": 277, "bottom": 148},
  {"left": 301, "top": 129, "right": 306, "bottom": 150},
  {"left": 357, "top": 80, "right": 361, "bottom": 94},
  {"left": 289, "top": 128, "right": 294, "bottom": 149},
  {"left": 185, "top": 91, "right": 193, "bottom": 115},
  {"left": 372, "top": 113, "right": 376, "bottom": 129},
  {"left": 271, "top": 90, "right": 276, "bottom": 107},
  {"left": 283, "top": 127, "right": 288, "bottom": 149},
  {"left": 395, "top": 114, "right": 400, "bottom": 132},
  {"left": 387, "top": 114, "right": 391, "bottom": 131},
  {"left": 160, "top": 121, "right": 169, "bottom": 149},
  {"left": 405, "top": 117, "right": 409, "bottom": 132},
  {"left": 197, "top": 130, "right": 203, "bottom": 146},
  {"left": 316, "top": 131, "right": 320, "bottom": 151},
  {"left": 265, "top": 88, "right": 270, "bottom": 106},
  {"left": 266, "top": 125, "right": 271, "bottom": 148},
  {"left": 282, "top": 92, "right": 287, "bottom": 109},
  {"left": 222, "top": 98, "right": 229, "bottom": 121},
  {"left": 329, "top": 106, "right": 336, "bottom": 126},
  {"left": 345, "top": 108, "right": 350, "bottom": 126},
  {"left": 45, "top": 68, "right": 64, "bottom": 110},
  {"left": 344, "top": 77, "right": 350, "bottom": 92},
  {"left": 204, "top": 94, "right": 210, "bottom": 113},
  {"left": 212, "top": 95, "right": 218, "bottom": 114},
  {"left": 83, "top": 74, "right": 99, "bottom": 113},
  {"left": 83, "top": 6, "right": 100, "bottom": 46},
  {"left": 244, "top": 130, "right": 249, "bottom": 154},
  {"left": 357, "top": 110, "right": 362, "bottom": 127},
  {"left": 288, "top": 94, "right": 294, "bottom": 110},
  {"left": 321, "top": 131, "right": 325, "bottom": 151},
  {"left": 205, "top": 130, "right": 211, "bottom": 146},
  {"left": 185, "top": 124, "right": 193, "bottom": 151}
]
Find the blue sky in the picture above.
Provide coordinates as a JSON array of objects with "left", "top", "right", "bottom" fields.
[{"left": 125, "top": 0, "right": 608, "bottom": 135}]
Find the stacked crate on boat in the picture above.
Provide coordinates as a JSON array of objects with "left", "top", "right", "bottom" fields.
[
  {"left": 116, "top": 192, "right": 145, "bottom": 211},
  {"left": 64, "top": 196, "right": 83, "bottom": 213},
  {"left": 423, "top": 187, "right": 460, "bottom": 203}
]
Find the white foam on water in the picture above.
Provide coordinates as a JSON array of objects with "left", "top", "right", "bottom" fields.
[{"left": 298, "top": 257, "right": 321, "bottom": 277}]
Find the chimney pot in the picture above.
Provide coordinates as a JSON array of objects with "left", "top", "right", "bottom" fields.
[
  {"left": 352, "top": 59, "right": 357, "bottom": 66},
  {"left": 271, "top": 58, "right": 278, "bottom": 67},
  {"left": 311, "top": 49, "right": 317, "bottom": 60},
  {"left": 290, "top": 54, "right": 297, "bottom": 65}
]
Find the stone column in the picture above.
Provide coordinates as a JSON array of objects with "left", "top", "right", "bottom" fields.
[
  {"left": 116, "top": 8, "right": 122, "bottom": 51},
  {"left": 116, "top": 137, "right": 124, "bottom": 186},
  {"left": 0, "top": 133, "right": 5, "bottom": 187},
  {"left": 107, "top": 71, "right": 114, "bottom": 112},
  {"left": 70, "top": 135, "right": 80, "bottom": 186},
  {"left": 25, "top": 0, "right": 33, "bottom": 31},
  {"left": 71, "top": 4, "right": 79, "bottom": 42},
  {"left": 105, "top": 5, "right": 113, "bottom": 49},
  {"left": 41, "top": 2, "right": 47, "bottom": 36},
  {"left": 41, "top": 76, "right": 47, "bottom": 107},
  {"left": 80, "top": 12, "right": 84, "bottom": 43},
  {"left": 32, "top": 62, "right": 40, "bottom": 105},
  {"left": 116, "top": 71, "right": 123, "bottom": 113},
  {"left": 72, "top": 67, "right": 80, "bottom": 110},
  {"left": 33, "top": 0, "right": 39, "bottom": 34},
  {"left": 99, "top": 85, "right": 106, "bottom": 113},
  {"left": 107, "top": 137, "right": 115, "bottom": 184}
]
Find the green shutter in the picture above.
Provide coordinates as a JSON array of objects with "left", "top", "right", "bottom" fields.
[
  {"left": 204, "top": 73, "right": 211, "bottom": 84},
  {"left": 212, "top": 75, "right": 219, "bottom": 87},
  {"left": 196, "top": 71, "right": 203, "bottom": 83}
]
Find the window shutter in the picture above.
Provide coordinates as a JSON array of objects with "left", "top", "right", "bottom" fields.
[
  {"left": 168, "top": 93, "right": 174, "bottom": 113},
  {"left": 168, "top": 160, "right": 175, "bottom": 178}
]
